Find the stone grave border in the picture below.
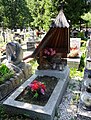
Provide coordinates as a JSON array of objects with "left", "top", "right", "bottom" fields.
[
  {"left": 3, "top": 67, "right": 70, "bottom": 120},
  {"left": 0, "top": 71, "right": 25, "bottom": 101}
]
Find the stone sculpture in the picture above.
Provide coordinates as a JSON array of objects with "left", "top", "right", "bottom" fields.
[
  {"left": 6, "top": 41, "right": 23, "bottom": 65},
  {"left": 5, "top": 41, "right": 32, "bottom": 79}
]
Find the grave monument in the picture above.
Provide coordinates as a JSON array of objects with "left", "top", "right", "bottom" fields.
[
  {"left": 5, "top": 41, "right": 32, "bottom": 79},
  {"left": 77, "top": 39, "right": 91, "bottom": 119},
  {"left": 27, "top": 30, "right": 35, "bottom": 50},
  {"left": 0, "top": 41, "right": 32, "bottom": 100},
  {"left": 3, "top": 10, "right": 70, "bottom": 120}
]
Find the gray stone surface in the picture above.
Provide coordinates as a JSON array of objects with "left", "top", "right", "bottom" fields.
[
  {"left": 0, "top": 92, "right": 2, "bottom": 100},
  {"left": 6, "top": 41, "right": 23, "bottom": 65},
  {"left": 0, "top": 84, "right": 8, "bottom": 97},
  {"left": 16, "top": 73, "right": 23, "bottom": 80},
  {"left": 77, "top": 115, "right": 91, "bottom": 120},
  {"left": 9, "top": 78, "right": 17, "bottom": 88},
  {"left": 5, "top": 81, "right": 13, "bottom": 92},
  {"left": 35, "top": 66, "right": 69, "bottom": 79},
  {"left": 5, "top": 41, "right": 32, "bottom": 80},
  {"left": 17, "top": 62, "right": 32, "bottom": 79},
  {"left": 3, "top": 67, "right": 70, "bottom": 120},
  {"left": 12, "top": 76, "right": 20, "bottom": 86},
  {"left": 77, "top": 101, "right": 91, "bottom": 119},
  {"left": 0, "top": 73, "right": 25, "bottom": 100}
]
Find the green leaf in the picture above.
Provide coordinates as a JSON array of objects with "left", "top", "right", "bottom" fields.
[{"left": 33, "top": 92, "right": 39, "bottom": 98}]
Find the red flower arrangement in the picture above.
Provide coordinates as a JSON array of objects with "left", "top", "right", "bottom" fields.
[
  {"left": 28, "top": 80, "right": 46, "bottom": 98},
  {"left": 44, "top": 48, "right": 56, "bottom": 57}
]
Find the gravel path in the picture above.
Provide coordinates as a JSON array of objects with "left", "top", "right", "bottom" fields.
[{"left": 54, "top": 77, "right": 83, "bottom": 120}]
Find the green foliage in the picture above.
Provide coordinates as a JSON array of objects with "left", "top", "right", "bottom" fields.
[
  {"left": 80, "top": 41, "right": 86, "bottom": 52},
  {"left": 0, "top": 105, "right": 7, "bottom": 119},
  {"left": 0, "top": 104, "right": 30, "bottom": 120},
  {"left": 77, "top": 31, "right": 85, "bottom": 40},
  {"left": 64, "top": 0, "right": 91, "bottom": 25},
  {"left": 70, "top": 68, "right": 84, "bottom": 78},
  {"left": 33, "top": 92, "right": 39, "bottom": 98},
  {"left": 68, "top": 82, "right": 76, "bottom": 91},
  {"left": 29, "top": 59, "right": 38, "bottom": 74},
  {"left": 0, "top": 64, "right": 14, "bottom": 84},
  {"left": 78, "top": 53, "right": 86, "bottom": 72},
  {"left": 81, "top": 12, "right": 91, "bottom": 22},
  {"left": 1, "top": 0, "right": 33, "bottom": 29},
  {"left": 71, "top": 93, "right": 80, "bottom": 103},
  {"left": 81, "top": 11, "right": 91, "bottom": 27},
  {"left": 0, "top": 3, "right": 4, "bottom": 23},
  {"left": 0, "top": 0, "right": 91, "bottom": 30},
  {"left": 27, "top": 0, "right": 55, "bottom": 31}
]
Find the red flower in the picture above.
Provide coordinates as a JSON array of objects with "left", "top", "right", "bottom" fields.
[
  {"left": 31, "top": 83, "right": 39, "bottom": 91},
  {"left": 29, "top": 80, "right": 38, "bottom": 91},
  {"left": 41, "top": 83, "right": 46, "bottom": 90},
  {"left": 28, "top": 80, "right": 46, "bottom": 96}
]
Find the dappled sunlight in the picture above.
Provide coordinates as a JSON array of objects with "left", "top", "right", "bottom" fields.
[
  {"left": 23, "top": 103, "right": 32, "bottom": 109},
  {"left": 17, "top": 101, "right": 45, "bottom": 113},
  {"left": 18, "top": 85, "right": 25, "bottom": 91},
  {"left": 35, "top": 108, "right": 45, "bottom": 113},
  {"left": 70, "top": 68, "right": 84, "bottom": 79},
  {"left": 72, "top": 90, "right": 81, "bottom": 94},
  {"left": 67, "top": 104, "right": 77, "bottom": 114},
  {"left": 29, "top": 60, "right": 38, "bottom": 74}
]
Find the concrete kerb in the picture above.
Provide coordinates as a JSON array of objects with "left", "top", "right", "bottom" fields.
[{"left": 3, "top": 67, "right": 70, "bottom": 120}]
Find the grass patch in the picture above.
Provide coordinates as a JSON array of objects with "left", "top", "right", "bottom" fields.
[
  {"left": 0, "top": 64, "right": 14, "bottom": 85},
  {"left": 70, "top": 68, "right": 84, "bottom": 79}
]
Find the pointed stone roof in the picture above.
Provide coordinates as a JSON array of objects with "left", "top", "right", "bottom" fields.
[{"left": 51, "top": 10, "right": 69, "bottom": 28}]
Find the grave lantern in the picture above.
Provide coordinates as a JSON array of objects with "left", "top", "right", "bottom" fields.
[{"left": 31, "top": 10, "right": 70, "bottom": 70}]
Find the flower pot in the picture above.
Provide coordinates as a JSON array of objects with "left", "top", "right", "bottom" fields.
[
  {"left": 84, "top": 79, "right": 91, "bottom": 93},
  {"left": 81, "top": 91, "right": 91, "bottom": 108}
]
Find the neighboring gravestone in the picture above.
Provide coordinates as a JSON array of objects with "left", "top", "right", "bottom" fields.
[
  {"left": 77, "top": 40, "right": 91, "bottom": 119},
  {"left": 68, "top": 38, "right": 81, "bottom": 58},
  {"left": 86, "top": 40, "right": 91, "bottom": 58},
  {"left": 5, "top": 41, "right": 32, "bottom": 79},
  {"left": 6, "top": 41, "right": 23, "bottom": 65},
  {"left": 86, "top": 40, "right": 91, "bottom": 70},
  {"left": 27, "top": 30, "right": 35, "bottom": 50}
]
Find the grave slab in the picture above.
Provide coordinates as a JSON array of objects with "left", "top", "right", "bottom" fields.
[
  {"left": 35, "top": 66, "right": 69, "bottom": 79},
  {"left": 3, "top": 67, "right": 69, "bottom": 120}
]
